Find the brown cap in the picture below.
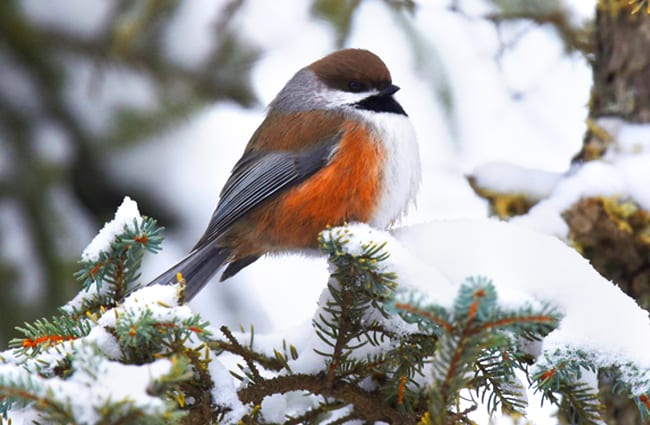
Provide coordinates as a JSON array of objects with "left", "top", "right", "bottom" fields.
[{"left": 308, "top": 49, "right": 393, "bottom": 93}]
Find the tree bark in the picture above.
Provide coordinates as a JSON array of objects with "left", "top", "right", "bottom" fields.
[
  {"left": 570, "top": 5, "right": 650, "bottom": 424},
  {"left": 575, "top": 6, "right": 650, "bottom": 161}
]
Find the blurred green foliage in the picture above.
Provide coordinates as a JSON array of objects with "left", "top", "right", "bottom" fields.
[{"left": 0, "top": 0, "right": 259, "bottom": 345}]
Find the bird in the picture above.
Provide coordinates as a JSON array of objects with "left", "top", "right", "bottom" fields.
[{"left": 149, "top": 48, "right": 421, "bottom": 300}]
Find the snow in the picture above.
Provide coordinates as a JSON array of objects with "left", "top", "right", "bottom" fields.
[
  {"left": 80, "top": 196, "right": 141, "bottom": 262},
  {"left": 614, "top": 153, "right": 650, "bottom": 210},
  {"left": 392, "top": 220, "right": 650, "bottom": 373},
  {"left": 261, "top": 393, "right": 287, "bottom": 423},
  {"left": 497, "top": 159, "right": 638, "bottom": 237},
  {"left": 208, "top": 353, "right": 248, "bottom": 424},
  {"left": 81, "top": 354, "right": 172, "bottom": 419},
  {"left": 2, "top": 346, "right": 174, "bottom": 425},
  {"left": 85, "top": 326, "right": 121, "bottom": 360},
  {"left": 106, "top": 284, "right": 187, "bottom": 322},
  {"left": 471, "top": 162, "right": 563, "bottom": 200},
  {"left": 473, "top": 119, "right": 650, "bottom": 238},
  {"left": 598, "top": 117, "right": 650, "bottom": 154},
  {"left": 320, "top": 220, "right": 650, "bottom": 382}
]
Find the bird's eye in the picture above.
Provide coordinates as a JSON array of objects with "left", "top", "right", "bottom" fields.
[{"left": 347, "top": 80, "right": 364, "bottom": 92}]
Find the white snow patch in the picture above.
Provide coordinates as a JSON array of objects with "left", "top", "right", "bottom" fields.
[
  {"left": 471, "top": 161, "right": 563, "bottom": 199},
  {"left": 81, "top": 196, "right": 141, "bottom": 262},
  {"left": 261, "top": 393, "right": 287, "bottom": 423},
  {"left": 208, "top": 353, "right": 248, "bottom": 424}
]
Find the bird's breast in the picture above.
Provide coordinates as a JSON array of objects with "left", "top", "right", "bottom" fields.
[
  {"left": 253, "top": 120, "right": 384, "bottom": 249},
  {"left": 360, "top": 111, "right": 421, "bottom": 228}
]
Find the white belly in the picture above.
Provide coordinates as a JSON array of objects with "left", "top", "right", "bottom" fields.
[{"left": 358, "top": 111, "right": 421, "bottom": 228}]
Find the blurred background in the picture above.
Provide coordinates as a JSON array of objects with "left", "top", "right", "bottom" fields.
[{"left": 0, "top": 0, "right": 594, "bottom": 346}]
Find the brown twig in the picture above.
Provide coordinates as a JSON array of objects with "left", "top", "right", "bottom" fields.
[
  {"left": 219, "top": 326, "right": 262, "bottom": 381},
  {"left": 238, "top": 373, "right": 419, "bottom": 424}
]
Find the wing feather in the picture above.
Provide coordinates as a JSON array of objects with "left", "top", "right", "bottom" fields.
[{"left": 193, "top": 136, "right": 340, "bottom": 249}]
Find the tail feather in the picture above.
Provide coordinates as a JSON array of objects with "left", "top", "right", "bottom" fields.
[{"left": 147, "top": 244, "right": 229, "bottom": 301}]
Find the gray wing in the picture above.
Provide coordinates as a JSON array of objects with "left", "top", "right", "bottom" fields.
[{"left": 193, "top": 135, "right": 341, "bottom": 250}]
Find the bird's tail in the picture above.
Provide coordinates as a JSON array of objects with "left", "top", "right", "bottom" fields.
[{"left": 147, "top": 244, "right": 229, "bottom": 301}]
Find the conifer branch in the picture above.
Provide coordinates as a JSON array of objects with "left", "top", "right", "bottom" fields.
[
  {"left": 238, "top": 373, "right": 419, "bottom": 424},
  {"left": 207, "top": 337, "right": 288, "bottom": 373},
  {"left": 4, "top": 211, "right": 649, "bottom": 424},
  {"left": 9, "top": 314, "right": 93, "bottom": 356},
  {"left": 220, "top": 325, "right": 263, "bottom": 382},
  {"left": 474, "top": 351, "right": 527, "bottom": 414},
  {"left": 558, "top": 382, "right": 603, "bottom": 425},
  {"left": 284, "top": 402, "right": 345, "bottom": 425}
]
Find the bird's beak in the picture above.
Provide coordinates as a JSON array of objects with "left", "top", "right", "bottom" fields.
[{"left": 379, "top": 84, "right": 400, "bottom": 97}]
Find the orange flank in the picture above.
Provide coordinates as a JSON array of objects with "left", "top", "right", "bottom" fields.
[{"left": 234, "top": 120, "right": 384, "bottom": 254}]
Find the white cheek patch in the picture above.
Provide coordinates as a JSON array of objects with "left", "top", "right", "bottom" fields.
[
  {"left": 355, "top": 111, "right": 421, "bottom": 228},
  {"left": 317, "top": 88, "right": 380, "bottom": 109}
]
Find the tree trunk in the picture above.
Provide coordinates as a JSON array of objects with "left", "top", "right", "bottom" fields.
[{"left": 571, "top": 5, "right": 650, "bottom": 424}]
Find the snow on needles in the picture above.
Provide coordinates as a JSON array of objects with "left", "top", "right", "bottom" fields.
[
  {"left": 81, "top": 196, "right": 141, "bottom": 262},
  {"left": 323, "top": 221, "right": 650, "bottom": 391},
  {"left": 391, "top": 220, "right": 650, "bottom": 374},
  {"left": 0, "top": 346, "right": 173, "bottom": 425}
]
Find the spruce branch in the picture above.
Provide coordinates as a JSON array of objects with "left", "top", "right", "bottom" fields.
[
  {"left": 9, "top": 314, "right": 93, "bottom": 356},
  {"left": 220, "top": 325, "right": 263, "bottom": 383},
  {"left": 375, "top": 332, "right": 437, "bottom": 413},
  {"left": 533, "top": 346, "right": 650, "bottom": 421},
  {"left": 73, "top": 216, "right": 163, "bottom": 303},
  {"left": 315, "top": 227, "right": 400, "bottom": 390},
  {"left": 206, "top": 336, "right": 288, "bottom": 374},
  {"left": 0, "top": 370, "right": 74, "bottom": 420},
  {"left": 559, "top": 382, "right": 603, "bottom": 425},
  {"left": 66, "top": 216, "right": 164, "bottom": 321},
  {"left": 474, "top": 350, "right": 528, "bottom": 415},
  {"left": 115, "top": 305, "right": 212, "bottom": 365},
  {"left": 395, "top": 277, "right": 562, "bottom": 423},
  {"left": 6, "top": 211, "right": 650, "bottom": 424},
  {"left": 238, "top": 373, "right": 419, "bottom": 424}
]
